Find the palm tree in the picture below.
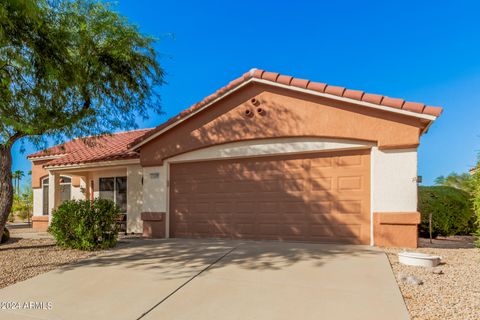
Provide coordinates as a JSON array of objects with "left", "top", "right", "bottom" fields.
[
  {"left": 435, "top": 172, "right": 472, "bottom": 193},
  {"left": 12, "top": 170, "right": 24, "bottom": 194}
]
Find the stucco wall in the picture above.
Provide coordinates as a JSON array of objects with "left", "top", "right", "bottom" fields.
[
  {"left": 142, "top": 165, "right": 168, "bottom": 213},
  {"left": 140, "top": 84, "right": 423, "bottom": 166},
  {"left": 32, "top": 188, "right": 43, "bottom": 216},
  {"left": 371, "top": 147, "right": 418, "bottom": 212},
  {"left": 71, "top": 179, "right": 85, "bottom": 200},
  {"left": 127, "top": 164, "right": 143, "bottom": 233},
  {"left": 31, "top": 159, "right": 51, "bottom": 189}
]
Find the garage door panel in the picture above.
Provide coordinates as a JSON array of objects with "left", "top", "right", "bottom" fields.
[
  {"left": 336, "top": 200, "right": 363, "bottom": 215},
  {"left": 258, "top": 201, "right": 279, "bottom": 213},
  {"left": 257, "top": 213, "right": 281, "bottom": 223},
  {"left": 310, "top": 157, "right": 334, "bottom": 168},
  {"left": 172, "top": 182, "right": 194, "bottom": 194},
  {"left": 190, "top": 222, "right": 210, "bottom": 234},
  {"left": 310, "top": 201, "right": 333, "bottom": 214},
  {"left": 283, "top": 213, "right": 307, "bottom": 222},
  {"left": 258, "top": 180, "right": 282, "bottom": 192},
  {"left": 310, "top": 214, "right": 335, "bottom": 224},
  {"left": 338, "top": 176, "right": 363, "bottom": 191},
  {"left": 257, "top": 223, "right": 280, "bottom": 236},
  {"left": 280, "top": 224, "right": 308, "bottom": 239},
  {"left": 233, "top": 222, "right": 256, "bottom": 239},
  {"left": 283, "top": 201, "right": 307, "bottom": 214},
  {"left": 333, "top": 224, "right": 362, "bottom": 238},
  {"left": 210, "top": 222, "right": 231, "bottom": 237},
  {"left": 311, "top": 177, "right": 333, "bottom": 191},
  {"left": 170, "top": 149, "right": 370, "bottom": 243},
  {"left": 174, "top": 222, "right": 190, "bottom": 235},
  {"left": 174, "top": 213, "right": 190, "bottom": 222},
  {"left": 283, "top": 179, "right": 305, "bottom": 192},
  {"left": 213, "top": 201, "right": 231, "bottom": 211},
  {"left": 337, "top": 154, "right": 363, "bottom": 167},
  {"left": 310, "top": 225, "right": 335, "bottom": 237},
  {"left": 234, "top": 201, "right": 255, "bottom": 213}
]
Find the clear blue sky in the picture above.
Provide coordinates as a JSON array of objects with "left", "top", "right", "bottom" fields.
[{"left": 13, "top": 0, "right": 480, "bottom": 187}]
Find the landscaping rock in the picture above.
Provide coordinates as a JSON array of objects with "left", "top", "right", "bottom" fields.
[
  {"left": 397, "top": 272, "right": 408, "bottom": 282},
  {"left": 405, "top": 275, "right": 423, "bottom": 285},
  {"left": 0, "top": 238, "right": 96, "bottom": 289},
  {"left": 430, "top": 267, "right": 443, "bottom": 275},
  {"left": 398, "top": 273, "right": 423, "bottom": 285},
  {"left": 385, "top": 241, "right": 480, "bottom": 320}
]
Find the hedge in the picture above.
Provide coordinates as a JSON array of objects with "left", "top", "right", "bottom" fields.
[
  {"left": 49, "top": 199, "right": 120, "bottom": 251},
  {"left": 418, "top": 186, "right": 476, "bottom": 237}
]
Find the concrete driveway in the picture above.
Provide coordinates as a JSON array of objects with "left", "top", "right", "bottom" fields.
[{"left": 0, "top": 239, "right": 409, "bottom": 320}]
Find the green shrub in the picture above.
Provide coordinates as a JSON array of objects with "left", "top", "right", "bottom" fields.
[
  {"left": 418, "top": 186, "right": 476, "bottom": 237},
  {"left": 470, "top": 170, "right": 480, "bottom": 247},
  {"left": 12, "top": 189, "right": 33, "bottom": 222},
  {"left": 49, "top": 199, "right": 120, "bottom": 251},
  {"left": 1, "top": 227, "right": 10, "bottom": 243}
]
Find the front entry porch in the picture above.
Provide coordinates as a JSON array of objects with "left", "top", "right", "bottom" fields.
[{"left": 31, "top": 163, "right": 143, "bottom": 234}]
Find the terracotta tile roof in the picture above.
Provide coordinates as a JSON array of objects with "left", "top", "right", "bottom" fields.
[
  {"left": 130, "top": 68, "right": 443, "bottom": 149},
  {"left": 28, "top": 129, "right": 153, "bottom": 167}
]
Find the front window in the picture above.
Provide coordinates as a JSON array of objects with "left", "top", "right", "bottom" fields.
[
  {"left": 60, "top": 176, "right": 71, "bottom": 203},
  {"left": 42, "top": 176, "right": 71, "bottom": 215},
  {"left": 42, "top": 178, "right": 49, "bottom": 215},
  {"left": 99, "top": 177, "right": 127, "bottom": 213}
]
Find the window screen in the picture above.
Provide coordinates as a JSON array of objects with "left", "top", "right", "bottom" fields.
[
  {"left": 60, "top": 184, "right": 71, "bottom": 203},
  {"left": 99, "top": 177, "right": 127, "bottom": 213},
  {"left": 99, "top": 177, "right": 115, "bottom": 202},
  {"left": 42, "top": 185, "right": 49, "bottom": 215},
  {"left": 116, "top": 177, "right": 127, "bottom": 213}
]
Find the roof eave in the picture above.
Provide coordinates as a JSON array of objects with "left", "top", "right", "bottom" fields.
[
  {"left": 28, "top": 154, "right": 65, "bottom": 161},
  {"left": 44, "top": 158, "right": 141, "bottom": 171}
]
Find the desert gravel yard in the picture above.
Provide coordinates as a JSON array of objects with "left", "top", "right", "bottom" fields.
[
  {"left": 0, "top": 236, "right": 96, "bottom": 289},
  {"left": 385, "top": 237, "right": 480, "bottom": 320}
]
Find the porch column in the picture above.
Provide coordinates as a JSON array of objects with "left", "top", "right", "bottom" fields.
[
  {"left": 48, "top": 171, "right": 61, "bottom": 225},
  {"left": 80, "top": 175, "right": 89, "bottom": 200}
]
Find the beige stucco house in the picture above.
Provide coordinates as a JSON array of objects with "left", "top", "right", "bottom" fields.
[{"left": 29, "top": 69, "right": 442, "bottom": 248}]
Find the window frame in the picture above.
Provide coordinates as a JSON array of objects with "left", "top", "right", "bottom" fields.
[
  {"left": 99, "top": 176, "right": 127, "bottom": 213},
  {"left": 42, "top": 175, "right": 72, "bottom": 215}
]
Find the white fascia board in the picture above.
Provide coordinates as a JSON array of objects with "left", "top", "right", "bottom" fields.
[
  {"left": 253, "top": 79, "right": 438, "bottom": 121},
  {"left": 45, "top": 159, "right": 140, "bottom": 171},
  {"left": 28, "top": 154, "right": 65, "bottom": 161}
]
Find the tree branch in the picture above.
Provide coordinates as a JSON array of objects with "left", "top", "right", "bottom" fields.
[{"left": 6, "top": 131, "right": 25, "bottom": 147}]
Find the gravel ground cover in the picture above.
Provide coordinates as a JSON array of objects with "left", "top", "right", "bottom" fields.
[
  {"left": 0, "top": 231, "right": 97, "bottom": 289},
  {"left": 385, "top": 237, "right": 480, "bottom": 320}
]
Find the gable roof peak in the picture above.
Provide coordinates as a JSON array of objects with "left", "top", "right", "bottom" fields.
[{"left": 128, "top": 69, "right": 443, "bottom": 150}]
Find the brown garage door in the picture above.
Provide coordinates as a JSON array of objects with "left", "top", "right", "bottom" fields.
[{"left": 169, "top": 149, "right": 371, "bottom": 244}]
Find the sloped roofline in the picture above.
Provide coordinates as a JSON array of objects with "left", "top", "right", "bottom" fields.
[{"left": 128, "top": 68, "right": 442, "bottom": 151}]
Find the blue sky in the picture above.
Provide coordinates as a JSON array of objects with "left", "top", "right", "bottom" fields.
[{"left": 13, "top": 0, "right": 480, "bottom": 186}]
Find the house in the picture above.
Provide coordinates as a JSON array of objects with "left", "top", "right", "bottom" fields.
[{"left": 28, "top": 69, "right": 442, "bottom": 248}]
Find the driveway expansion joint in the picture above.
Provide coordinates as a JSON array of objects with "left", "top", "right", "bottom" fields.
[{"left": 136, "top": 245, "right": 238, "bottom": 320}]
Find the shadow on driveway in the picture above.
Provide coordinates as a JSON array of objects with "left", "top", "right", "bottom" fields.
[{"left": 0, "top": 239, "right": 407, "bottom": 320}]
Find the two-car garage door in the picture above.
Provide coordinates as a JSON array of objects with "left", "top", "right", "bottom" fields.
[{"left": 169, "top": 149, "right": 371, "bottom": 244}]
